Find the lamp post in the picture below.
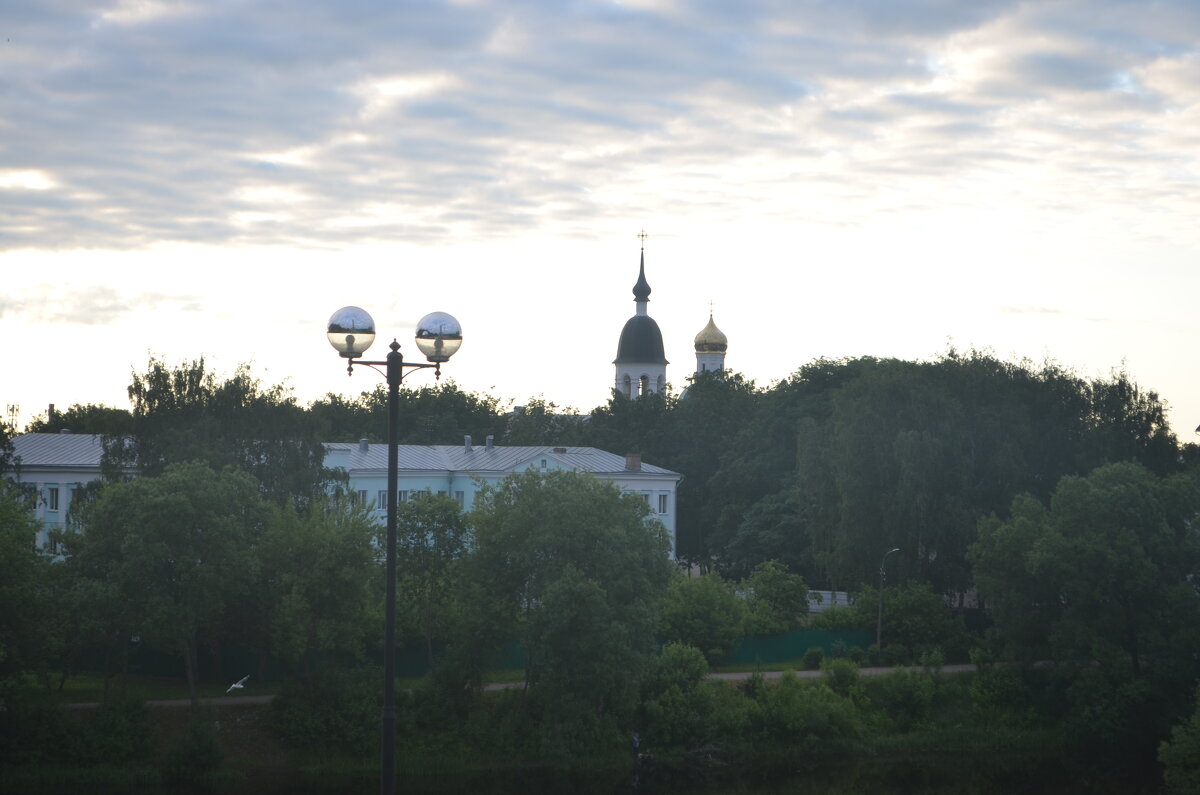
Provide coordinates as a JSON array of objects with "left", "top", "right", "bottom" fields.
[
  {"left": 327, "top": 305, "right": 462, "bottom": 795},
  {"left": 876, "top": 547, "right": 901, "bottom": 651}
]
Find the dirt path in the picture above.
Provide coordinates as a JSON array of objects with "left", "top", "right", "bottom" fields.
[{"left": 68, "top": 664, "right": 981, "bottom": 705}]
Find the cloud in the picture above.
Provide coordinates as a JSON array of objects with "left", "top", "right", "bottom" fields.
[
  {"left": 1, "top": 0, "right": 1197, "bottom": 250},
  {"left": 3, "top": 285, "right": 203, "bottom": 326}
]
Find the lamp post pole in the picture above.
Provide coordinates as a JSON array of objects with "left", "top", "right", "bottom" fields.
[
  {"left": 876, "top": 547, "right": 900, "bottom": 651},
  {"left": 327, "top": 308, "right": 462, "bottom": 795}
]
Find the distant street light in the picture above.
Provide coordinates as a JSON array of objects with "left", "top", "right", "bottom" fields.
[
  {"left": 327, "top": 306, "right": 462, "bottom": 795},
  {"left": 876, "top": 547, "right": 901, "bottom": 651}
]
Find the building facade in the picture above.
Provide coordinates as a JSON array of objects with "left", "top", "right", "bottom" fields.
[{"left": 10, "top": 432, "right": 683, "bottom": 559}]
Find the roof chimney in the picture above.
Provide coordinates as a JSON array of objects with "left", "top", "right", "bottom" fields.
[
  {"left": 625, "top": 453, "right": 642, "bottom": 472},
  {"left": 464, "top": 435, "right": 473, "bottom": 452},
  {"left": 359, "top": 438, "right": 369, "bottom": 453},
  {"left": 485, "top": 435, "right": 494, "bottom": 449}
]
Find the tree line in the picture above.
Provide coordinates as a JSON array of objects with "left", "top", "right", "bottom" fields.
[
  {"left": 3, "top": 350, "right": 1200, "bottom": 785},
  {"left": 22, "top": 349, "right": 1193, "bottom": 589}
]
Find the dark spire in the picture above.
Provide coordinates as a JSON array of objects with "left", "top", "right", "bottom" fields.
[{"left": 633, "top": 245, "right": 651, "bottom": 302}]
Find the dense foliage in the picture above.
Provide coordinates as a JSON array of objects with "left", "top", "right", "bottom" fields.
[{"left": 5, "top": 351, "right": 1200, "bottom": 790}]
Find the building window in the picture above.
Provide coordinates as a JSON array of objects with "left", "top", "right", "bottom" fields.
[
  {"left": 454, "top": 491, "right": 465, "bottom": 507},
  {"left": 357, "top": 490, "right": 368, "bottom": 507},
  {"left": 658, "top": 494, "right": 668, "bottom": 514},
  {"left": 377, "top": 490, "right": 388, "bottom": 510},
  {"left": 398, "top": 490, "right": 409, "bottom": 503},
  {"left": 47, "top": 487, "right": 59, "bottom": 511}
]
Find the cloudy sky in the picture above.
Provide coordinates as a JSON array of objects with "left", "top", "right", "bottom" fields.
[{"left": 3, "top": 0, "right": 1199, "bottom": 437}]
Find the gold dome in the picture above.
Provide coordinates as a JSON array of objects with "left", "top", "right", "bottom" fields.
[{"left": 694, "top": 314, "right": 728, "bottom": 353}]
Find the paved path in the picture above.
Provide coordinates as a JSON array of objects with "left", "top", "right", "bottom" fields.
[{"left": 69, "top": 664, "right": 982, "bottom": 706}]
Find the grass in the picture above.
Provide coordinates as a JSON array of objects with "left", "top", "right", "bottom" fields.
[{"left": 714, "top": 658, "right": 806, "bottom": 674}]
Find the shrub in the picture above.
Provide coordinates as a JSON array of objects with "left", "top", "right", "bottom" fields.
[
  {"left": 161, "top": 716, "right": 223, "bottom": 787},
  {"left": 970, "top": 665, "right": 1036, "bottom": 728},
  {"left": 754, "top": 672, "right": 862, "bottom": 743},
  {"left": 741, "top": 561, "right": 809, "bottom": 635},
  {"left": 881, "top": 643, "right": 910, "bottom": 666},
  {"left": 268, "top": 667, "right": 382, "bottom": 752},
  {"left": 918, "top": 647, "right": 945, "bottom": 673},
  {"left": 802, "top": 647, "right": 824, "bottom": 670},
  {"left": 641, "top": 679, "right": 756, "bottom": 750},
  {"left": 643, "top": 643, "right": 709, "bottom": 700},
  {"left": 862, "top": 669, "right": 934, "bottom": 733},
  {"left": 80, "top": 698, "right": 153, "bottom": 765},
  {"left": 830, "top": 639, "right": 848, "bottom": 659},
  {"left": 1160, "top": 691, "right": 1200, "bottom": 794},
  {"left": 658, "top": 573, "right": 747, "bottom": 664},
  {"left": 821, "top": 658, "right": 860, "bottom": 698}
]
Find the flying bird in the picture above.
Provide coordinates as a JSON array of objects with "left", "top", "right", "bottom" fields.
[{"left": 225, "top": 675, "right": 250, "bottom": 694}]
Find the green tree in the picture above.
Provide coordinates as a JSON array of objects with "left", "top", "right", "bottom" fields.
[
  {"left": 0, "top": 484, "right": 55, "bottom": 703},
  {"left": 742, "top": 560, "right": 809, "bottom": 635},
  {"left": 104, "top": 358, "right": 329, "bottom": 506},
  {"left": 972, "top": 462, "right": 1200, "bottom": 676},
  {"left": 457, "top": 469, "right": 673, "bottom": 752},
  {"left": 310, "top": 380, "right": 506, "bottom": 445},
  {"left": 658, "top": 572, "right": 748, "bottom": 664},
  {"left": 1160, "top": 689, "right": 1200, "bottom": 794},
  {"left": 971, "top": 462, "right": 1200, "bottom": 765},
  {"left": 24, "top": 403, "right": 133, "bottom": 436},
  {"left": 499, "top": 397, "right": 587, "bottom": 446},
  {"left": 74, "top": 463, "right": 269, "bottom": 708},
  {"left": 258, "top": 499, "right": 379, "bottom": 674},
  {"left": 395, "top": 494, "right": 470, "bottom": 669}
]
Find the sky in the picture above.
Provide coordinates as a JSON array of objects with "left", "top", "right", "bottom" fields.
[{"left": 2, "top": 0, "right": 1199, "bottom": 438}]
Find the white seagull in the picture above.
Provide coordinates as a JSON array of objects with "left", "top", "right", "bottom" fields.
[{"left": 225, "top": 675, "right": 250, "bottom": 694}]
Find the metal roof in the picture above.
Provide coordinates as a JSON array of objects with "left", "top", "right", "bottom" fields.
[
  {"left": 10, "top": 434, "right": 679, "bottom": 479},
  {"left": 325, "top": 442, "right": 680, "bottom": 478},
  {"left": 11, "top": 433, "right": 105, "bottom": 468}
]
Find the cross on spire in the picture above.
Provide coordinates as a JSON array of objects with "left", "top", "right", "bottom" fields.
[{"left": 638, "top": 229, "right": 648, "bottom": 250}]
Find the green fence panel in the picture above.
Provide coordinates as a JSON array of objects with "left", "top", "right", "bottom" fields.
[{"left": 724, "top": 629, "right": 875, "bottom": 666}]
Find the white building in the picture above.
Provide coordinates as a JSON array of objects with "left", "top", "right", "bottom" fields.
[{"left": 10, "top": 432, "right": 683, "bottom": 558}]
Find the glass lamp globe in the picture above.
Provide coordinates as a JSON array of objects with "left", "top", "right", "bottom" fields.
[
  {"left": 414, "top": 311, "right": 462, "bottom": 363},
  {"left": 327, "top": 306, "right": 376, "bottom": 358}
]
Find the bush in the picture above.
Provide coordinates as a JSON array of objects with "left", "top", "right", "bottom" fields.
[
  {"left": 0, "top": 692, "right": 74, "bottom": 764},
  {"left": 881, "top": 643, "right": 910, "bottom": 666},
  {"left": 830, "top": 639, "right": 848, "bottom": 659},
  {"left": 643, "top": 643, "right": 709, "bottom": 700},
  {"left": 658, "top": 573, "right": 747, "bottom": 664},
  {"left": 802, "top": 647, "right": 824, "bottom": 670},
  {"left": 970, "top": 665, "right": 1036, "bottom": 728},
  {"left": 918, "top": 647, "right": 945, "bottom": 673},
  {"left": 1160, "top": 691, "right": 1200, "bottom": 794},
  {"left": 821, "top": 658, "right": 860, "bottom": 698},
  {"left": 161, "top": 716, "right": 223, "bottom": 787},
  {"left": 641, "top": 679, "right": 757, "bottom": 750},
  {"left": 754, "top": 672, "right": 862, "bottom": 743},
  {"left": 862, "top": 669, "right": 935, "bottom": 733},
  {"left": 80, "top": 698, "right": 153, "bottom": 765},
  {"left": 742, "top": 561, "right": 809, "bottom": 635},
  {"left": 268, "top": 667, "right": 383, "bottom": 752}
]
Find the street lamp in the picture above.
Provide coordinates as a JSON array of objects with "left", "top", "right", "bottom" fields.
[
  {"left": 327, "top": 305, "right": 462, "bottom": 795},
  {"left": 876, "top": 547, "right": 901, "bottom": 652}
]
